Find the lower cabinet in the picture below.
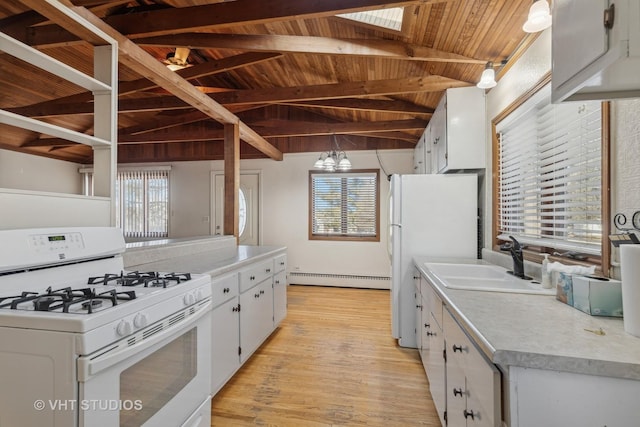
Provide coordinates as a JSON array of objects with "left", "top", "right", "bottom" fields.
[
  {"left": 417, "top": 270, "right": 501, "bottom": 427},
  {"left": 240, "top": 278, "right": 274, "bottom": 363},
  {"left": 211, "top": 296, "right": 241, "bottom": 395},
  {"left": 210, "top": 251, "right": 287, "bottom": 395},
  {"left": 273, "top": 270, "right": 287, "bottom": 326},
  {"left": 444, "top": 308, "right": 500, "bottom": 427}
]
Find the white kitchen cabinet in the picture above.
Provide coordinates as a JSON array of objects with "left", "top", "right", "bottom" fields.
[
  {"left": 413, "top": 131, "right": 429, "bottom": 174},
  {"left": 552, "top": 0, "right": 640, "bottom": 102},
  {"left": 417, "top": 269, "right": 500, "bottom": 426},
  {"left": 428, "top": 86, "right": 486, "bottom": 173},
  {"left": 210, "top": 273, "right": 240, "bottom": 395},
  {"left": 240, "top": 278, "right": 274, "bottom": 363},
  {"left": 210, "top": 251, "right": 287, "bottom": 395},
  {"left": 508, "top": 366, "right": 640, "bottom": 427},
  {"left": 420, "top": 279, "right": 446, "bottom": 427},
  {"left": 444, "top": 308, "right": 501, "bottom": 427},
  {"left": 273, "top": 254, "right": 287, "bottom": 327},
  {"left": 414, "top": 271, "right": 423, "bottom": 352},
  {"left": 273, "top": 270, "right": 287, "bottom": 327},
  {"left": 239, "top": 259, "right": 273, "bottom": 292}
]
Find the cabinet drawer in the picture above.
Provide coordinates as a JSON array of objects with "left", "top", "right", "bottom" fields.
[
  {"left": 422, "top": 281, "right": 443, "bottom": 329},
  {"left": 239, "top": 259, "right": 273, "bottom": 292},
  {"left": 444, "top": 309, "right": 501, "bottom": 427},
  {"left": 274, "top": 254, "right": 287, "bottom": 274},
  {"left": 211, "top": 272, "right": 239, "bottom": 308}
]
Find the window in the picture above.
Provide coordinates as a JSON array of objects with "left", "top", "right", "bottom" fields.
[
  {"left": 337, "top": 7, "right": 405, "bottom": 31},
  {"left": 495, "top": 82, "right": 606, "bottom": 259},
  {"left": 116, "top": 169, "right": 169, "bottom": 238},
  {"left": 309, "top": 170, "right": 380, "bottom": 241},
  {"left": 81, "top": 167, "right": 170, "bottom": 238}
]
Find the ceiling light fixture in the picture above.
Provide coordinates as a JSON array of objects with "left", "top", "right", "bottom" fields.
[
  {"left": 523, "top": 0, "right": 552, "bottom": 33},
  {"left": 476, "top": 62, "right": 497, "bottom": 89},
  {"left": 313, "top": 135, "right": 352, "bottom": 172}
]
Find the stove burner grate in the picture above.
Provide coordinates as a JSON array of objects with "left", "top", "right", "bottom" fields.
[
  {"left": 0, "top": 286, "right": 137, "bottom": 313},
  {"left": 87, "top": 271, "right": 192, "bottom": 288}
]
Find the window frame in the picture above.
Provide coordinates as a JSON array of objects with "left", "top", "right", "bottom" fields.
[
  {"left": 308, "top": 169, "right": 381, "bottom": 242},
  {"left": 491, "top": 74, "right": 611, "bottom": 275}
]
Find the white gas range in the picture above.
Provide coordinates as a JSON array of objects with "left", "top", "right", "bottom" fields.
[{"left": 0, "top": 227, "right": 212, "bottom": 427}]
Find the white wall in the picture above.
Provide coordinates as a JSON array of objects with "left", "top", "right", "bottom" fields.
[
  {"left": 0, "top": 149, "right": 81, "bottom": 193},
  {"left": 157, "top": 150, "right": 413, "bottom": 283},
  {"left": 484, "top": 29, "right": 640, "bottom": 278},
  {"left": 0, "top": 147, "right": 413, "bottom": 283}
]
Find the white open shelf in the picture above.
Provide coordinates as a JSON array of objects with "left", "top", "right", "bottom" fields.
[{"left": 0, "top": 3, "right": 119, "bottom": 224}]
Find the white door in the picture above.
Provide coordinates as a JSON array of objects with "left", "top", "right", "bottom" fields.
[{"left": 212, "top": 173, "right": 260, "bottom": 245}]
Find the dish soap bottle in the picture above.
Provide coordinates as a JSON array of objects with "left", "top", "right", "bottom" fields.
[{"left": 541, "top": 254, "right": 551, "bottom": 288}]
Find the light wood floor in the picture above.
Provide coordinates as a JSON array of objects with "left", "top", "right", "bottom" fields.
[{"left": 210, "top": 285, "right": 441, "bottom": 426}]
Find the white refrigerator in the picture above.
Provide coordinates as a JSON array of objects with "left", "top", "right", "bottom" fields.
[{"left": 390, "top": 174, "right": 478, "bottom": 348}]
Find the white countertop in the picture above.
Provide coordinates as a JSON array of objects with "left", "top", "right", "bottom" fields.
[
  {"left": 414, "top": 257, "right": 640, "bottom": 381},
  {"left": 127, "top": 244, "right": 286, "bottom": 277}
]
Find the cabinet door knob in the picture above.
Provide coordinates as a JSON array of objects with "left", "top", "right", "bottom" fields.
[
  {"left": 255, "top": 293, "right": 260, "bottom": 298},
  {"left": 453, "top": 388, "right": 463, "bottom": 397},
  {"left": 223, "top": 287, "right": 230, "bottom": 293},
  {"left": 463, "top": 410, "right": 475, "bottom": 420},
  {"left": 452, "top": 344, "right": 463, "bottom": 353},
  {"left": 266, "top": 268, "right": 271, "bottom": 273},
  {"left": 260, "top": 290, "right": 265, "bottom": 295},
  {"left": 426, "top": 331, "right": 435, "bottom": 337},
  {"left": 424, "top": 323, "right": 430, "bottom": 329}
]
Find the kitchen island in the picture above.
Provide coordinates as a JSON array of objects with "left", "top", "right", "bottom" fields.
[{"left": 414, "top": 256, "right": 640, "bottom": 427}]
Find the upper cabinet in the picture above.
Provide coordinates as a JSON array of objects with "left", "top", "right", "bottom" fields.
[
  {"left": 552, "top": 0, "right": 640, "bottom": 102},
  {"left": 413, "top": 130, "right": 432, "bottom": 174},
  {"left": 428, "top": 86, "right": 486, "bottom": 174}
]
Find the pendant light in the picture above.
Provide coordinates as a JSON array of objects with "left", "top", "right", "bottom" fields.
[
  {"left": 523, "top": 0, "right": 552, "bottom": 33},
  {"left": 476, "top": 62, "right": 497, "bottom": 89},
  {"left": 313, "top": 135, "right": 352, "bottom": 172}
]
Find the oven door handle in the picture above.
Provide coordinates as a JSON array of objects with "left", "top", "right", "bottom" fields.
[{"left": 77, "top": 300, "right": 211, "bottom": 382}]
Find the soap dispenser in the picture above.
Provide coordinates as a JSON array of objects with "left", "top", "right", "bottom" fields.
[{"left": 541, "top": 254, "right": 551, "bottom": 288}]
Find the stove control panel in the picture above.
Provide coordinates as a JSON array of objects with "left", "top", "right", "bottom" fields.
[{"left": 29, "top": 232, "right": 85, "bottom": 254}]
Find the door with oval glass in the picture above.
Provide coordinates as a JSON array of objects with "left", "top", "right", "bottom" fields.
[{"left": 212, "top": 172, "right": 260, "bottom": 245}]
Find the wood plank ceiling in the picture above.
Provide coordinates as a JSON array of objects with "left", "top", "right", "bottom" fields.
[{"left": 0, "top": 0, "right": 535, "bottom": 164}]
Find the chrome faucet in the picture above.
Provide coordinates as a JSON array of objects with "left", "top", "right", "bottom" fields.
[{"left": 508, "top": 236, "right": 526, "bottom": 279}]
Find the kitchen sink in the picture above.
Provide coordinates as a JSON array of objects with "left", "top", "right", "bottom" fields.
[{"left": 424, "top": 262, "right": 555, "bottom": 295}]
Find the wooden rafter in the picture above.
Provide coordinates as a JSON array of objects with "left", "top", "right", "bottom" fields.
[
  {"left": 137, "top": 33, "right": 485, "bottom": 64},
  {"left": 281, "top": 98, "right": 434, "bottom": 116},
  {"left": 16, "top": 52, "right": 283, "bottom": 112},
  {"left": 10, "top": 76, "right": 468, "bottom": 118},
  {"left": 14, "top": 2, "right": 283, "bottom": 161},
  {"left": 111, "top": 119, "right": 427, "bottom": 144}
]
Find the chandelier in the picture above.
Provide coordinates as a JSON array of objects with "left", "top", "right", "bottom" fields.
[{"left": 313, "top": 135, "right": 352, "bottom": 172}]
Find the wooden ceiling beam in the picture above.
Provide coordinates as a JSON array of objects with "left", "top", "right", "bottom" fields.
[
  {"left": 115, "top": 119, "right": 427, "bottom": 144},
  {"left": 137, "top": 33, "right": 485, "bottom": 64},
  {"left": 26, "top": 0, "right": 424, "bottom": 47},
  {"left": 22, "top": 4, "right": 282, "bottom": 161},
  {"left": 212, "top": 75, "right": 469, "bottom": 105},
  {"left": 10, "top": 76, "right": 466, "bottom": 118},
  {"left": 15, "top": 52, "right": 283, "bottom": 113},
  {"left": 250, "top": 119, "right": 428, "bottom": 137},
  {"left": 281, "top": 98, "right": 434, "bottom": 116}
]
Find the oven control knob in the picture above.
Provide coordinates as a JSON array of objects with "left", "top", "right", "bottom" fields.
[
  {"left": 134, "top": 313, "right": 149, "bottom": 328},
  {"left": 116, "top": 320, "right": 133, "bottom": 337},
  {"left": 183, "top": 293, "right": 195, "bottom": 306},
  {"left": 195, "top": 289, "right": 204, "bottom": 301}
]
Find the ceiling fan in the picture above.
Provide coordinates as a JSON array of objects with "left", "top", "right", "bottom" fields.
[{"left": 163, "top": 47, "right": 191, "bottom": 70}]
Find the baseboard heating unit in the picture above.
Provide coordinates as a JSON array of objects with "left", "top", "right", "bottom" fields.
[{"left": 288, "top": 272, "right": 390, "bottom": 290}]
